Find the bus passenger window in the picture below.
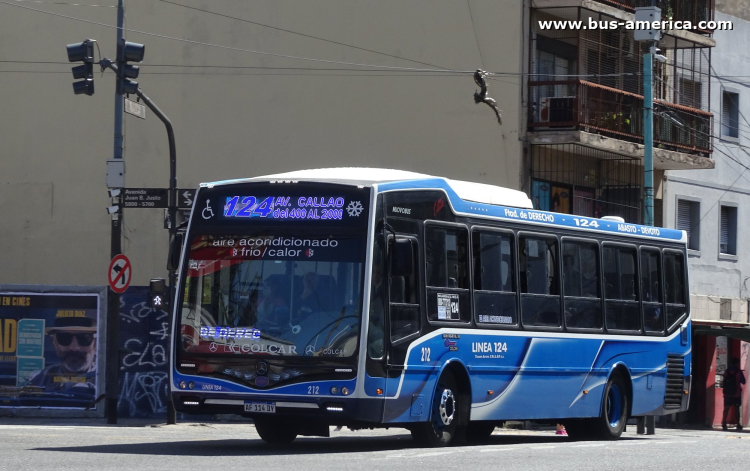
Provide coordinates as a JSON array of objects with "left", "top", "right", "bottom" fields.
[
  {"left": 519, "top": 235, "right": 561, "bottom": 328},
  {"left": 426, "top": 225, "right": 470, "bottom": 322},
  {"left": 473, "top": 231, "right": 518, "bottom": 327},
  {"left": 641, "top": 249, "right": 664, "bottom": 334},
  {"left": 603, "top": 246, "right": 640, "bottom": 332},
  {"left": 562, "top": 241, "right": 602, "bottom": 330},
  {"left": 664, "top": 251, "right": 687, "bottom": 330},
  {"left": 426, "top": 227, "right": 468, "bottom": 289}
]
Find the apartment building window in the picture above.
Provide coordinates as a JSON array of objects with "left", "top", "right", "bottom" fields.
[
  {"left": 720, "top": 298, "right": 732, "bottom": 321},
  {"left": 722, "top": 90, "right": 740, "bottom": 139},
  {"left": 677, "top": 199, "right": 700, "bottom": 251},
  {"left": 719, "top": 205, "right": 738, "bottom": 256}
]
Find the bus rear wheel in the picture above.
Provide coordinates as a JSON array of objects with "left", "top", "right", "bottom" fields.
[
  {"left": 565, "top": 373, "right": 629, "bottom": 440},
  {"left": 596, "top": 372, "right": 629, "bottom": 439},
  {"left": 411, "top": 373, "right": 461, "bottom": 447},
  {"left": 254, "top": 417, "right": 298, "bottom": 444}
]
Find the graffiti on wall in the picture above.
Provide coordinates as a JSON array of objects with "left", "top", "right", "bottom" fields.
[{"left": 118, "top": 286, "right": 170, "bottom": 418}]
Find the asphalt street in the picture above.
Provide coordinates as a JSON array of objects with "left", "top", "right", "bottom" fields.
[{"left": 0, "top": 419, "right": 747, "bottom": 471}]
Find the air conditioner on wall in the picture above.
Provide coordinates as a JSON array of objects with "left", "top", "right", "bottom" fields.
[{"left": 539, "top": 97, "right": 575, "bottom": 123}]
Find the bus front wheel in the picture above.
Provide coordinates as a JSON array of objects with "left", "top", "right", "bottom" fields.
[
  {"left": 254, "top": 417, "right": 298, "bottom": 444},
  {"left": 411, "top": 373, "right": 461, "bottom": 447}
]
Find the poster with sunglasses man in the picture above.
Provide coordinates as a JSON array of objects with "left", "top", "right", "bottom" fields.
[{"left": 27, "top": 314, "right": 97, "bottom": 399}]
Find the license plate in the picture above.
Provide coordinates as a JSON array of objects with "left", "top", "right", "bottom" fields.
[{"left": 244, "top": 402, "right": 276, "bottom": 413}]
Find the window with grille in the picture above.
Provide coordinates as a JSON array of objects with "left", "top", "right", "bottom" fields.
[
  {"left": 720, "top": 205, "right": 738, "bottom": 256},
  {"left": 722, "top": 91, "right": 739, "bottom": 139},
  {"left": 720, "top": 298, "right": 731, "bottom": 321},
  {"left": 677, "top": 199, "right": 700, "bottom": 251}
]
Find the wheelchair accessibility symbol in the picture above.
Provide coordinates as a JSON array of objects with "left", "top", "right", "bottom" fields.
[{"left": 202, "top": 199, "right": 215, "bottom": 219}]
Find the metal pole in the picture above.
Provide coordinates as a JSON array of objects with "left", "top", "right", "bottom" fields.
[
  {"left": 105, "top": 0, "right": 125, "bottom": 425},
  {"left": 643, "top": 49, "right": 654, "bottom": 227},
  {"left": 135, "top": 88, "right": 177, "bottom": 425}
]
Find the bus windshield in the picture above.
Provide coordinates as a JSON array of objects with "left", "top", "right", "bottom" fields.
[{"left": 179, "top": 231, "right": 365, "bottom": 359}]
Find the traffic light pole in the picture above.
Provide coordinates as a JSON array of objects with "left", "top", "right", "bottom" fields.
[
  {"left": 135, "top": 88, "right": 178, "bottom": 426},
  {"left": 106, "top": 0, "right": 125, "bottom": 426}
]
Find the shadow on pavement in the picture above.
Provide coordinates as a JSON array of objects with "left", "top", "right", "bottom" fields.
[{"left": 32, "top": 431, "right": 650, "bottom": 456}]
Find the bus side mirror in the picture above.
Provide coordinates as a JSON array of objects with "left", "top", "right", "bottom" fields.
[
  {"left": 390, "top": 239, "right": 414, "bottom": 277},
  {"left": 167, "top": 233, "right": 184, "bottom": 271}
]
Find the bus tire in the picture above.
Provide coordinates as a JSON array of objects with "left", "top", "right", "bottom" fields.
[
  {"left": 411, "top": 372, "right": 460, "bottom": 447},
  {"left": 254, "top": 417, "right": 298, "bottom": 444},
  {"left": 594, "top": 372, "right": 629, "bottom": 440}
]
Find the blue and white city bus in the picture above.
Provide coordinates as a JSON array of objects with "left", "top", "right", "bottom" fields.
[{"left": 170, "top": 168, "right": 691, "bottom": 446}]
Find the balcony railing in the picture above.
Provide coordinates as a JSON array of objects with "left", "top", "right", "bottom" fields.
[
  {"left": 529, "top": 80, "right": 712, "bottom": 154},
  {"left": 597, "top": 0, "right": 714, "bottom": 34}
]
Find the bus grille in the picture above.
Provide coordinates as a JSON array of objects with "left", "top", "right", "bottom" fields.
[{"left": 664, "top": 355, "right": 685, "bottom": 410}]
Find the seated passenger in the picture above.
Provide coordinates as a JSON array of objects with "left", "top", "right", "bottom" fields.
[{"left": 255, "top": 277, "right": 288, "bottom": 330}]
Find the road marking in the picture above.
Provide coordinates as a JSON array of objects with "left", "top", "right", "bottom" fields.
[
  {"left": 572, "top": 443, "right": 606, "bottom": 447},
  {"left": 410, "top": 451, "right": 454, "bottom": 458}
]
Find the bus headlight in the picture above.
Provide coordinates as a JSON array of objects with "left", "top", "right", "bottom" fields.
[
  {"left": 341, "top": 387, "right": 350, "bottom": 396},
  {"left": 330, "top": 387, "right": 339, "bottom": 395}
]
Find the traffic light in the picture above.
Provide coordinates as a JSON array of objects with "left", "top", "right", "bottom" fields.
[
  {"left": 149, "top": 277, "right": 167, "bottom": 309},
  {"left": 66, "top": 39, "right": 96, "bottom": 96},
  {"left": 117, "top": 38, "right": 145, "bottom": 95}
]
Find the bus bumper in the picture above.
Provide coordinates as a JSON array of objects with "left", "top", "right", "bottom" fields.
[{"left": 173, "top": 392, "right": 385, "bottom": 425}]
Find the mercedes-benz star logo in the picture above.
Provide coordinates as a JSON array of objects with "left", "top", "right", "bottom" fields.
[
  {"left": 255, "top": 361, "right": 269, "bottom": 376},
  {"left": 209, "top": 342, "right": 218, "bottom": 352}
]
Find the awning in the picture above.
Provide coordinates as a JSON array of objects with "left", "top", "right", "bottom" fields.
[{"left": 693, "top": 325, "right": 750, "bottom": 342}]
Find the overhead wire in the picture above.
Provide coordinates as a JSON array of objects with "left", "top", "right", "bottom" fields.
[{"left": 153, "top": 0, "right": 451, "bottom": 71}]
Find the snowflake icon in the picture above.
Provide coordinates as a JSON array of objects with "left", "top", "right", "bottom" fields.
[{"left": 346, "top": 201, "right": 364, "bottom": 217}]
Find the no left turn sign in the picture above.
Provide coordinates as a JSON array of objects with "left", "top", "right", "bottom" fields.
[{"left": 108, "top": 254, "right": 132, "bottom": 294}]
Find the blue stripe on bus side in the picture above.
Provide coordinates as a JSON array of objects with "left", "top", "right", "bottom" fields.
[{"left": 376, "top": 179, "right": 685, "bottom": 242}]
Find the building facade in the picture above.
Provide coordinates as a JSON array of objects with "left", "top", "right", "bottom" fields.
[
  {"left": 662, "top": 5, "right": 750, "bottom": 428},
  {"left": 523, "top": 0, "right": 715, "bottom": 224},
  {"left": 0, "top": 0, "right": 527, "bottom": 286}
]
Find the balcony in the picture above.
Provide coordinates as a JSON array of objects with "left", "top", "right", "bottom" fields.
[
  {"left": 597, "top": 0, "right": 714, "bottom": 34},
  {"left": 529, "top": 80, "right": 712, "bottom": 155}
]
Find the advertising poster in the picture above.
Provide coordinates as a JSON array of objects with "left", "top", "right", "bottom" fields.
[{"left": 0, "top": 293, "right": 100, "bottom": 409}]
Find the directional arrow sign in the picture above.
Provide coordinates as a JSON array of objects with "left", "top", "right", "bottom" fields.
[{"left": 178, "top": 189, "right": 195, "bottom": 209}]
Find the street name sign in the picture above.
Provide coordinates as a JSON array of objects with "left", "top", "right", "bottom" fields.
[
  {"left": 124, "top": 98, "right": 146, "bottom": 119},
  {"left": 123, "top": 188, "right": 168, "bottom": 208}
]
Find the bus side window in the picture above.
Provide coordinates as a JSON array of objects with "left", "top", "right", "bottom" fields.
[
  {"left": 562, "top": 240, "right": 602, "bottom": 330},
  {"left": 603, "top": 245, "right": 640, "bottom": 332},
  {"left": 519, "top": 235, "right": 561, "bottom": 328},
  {"left": 664, "top": 251, "right": 687, "bottom": 330},
  {"left": 473, "top": 231, "right": 518, "bottom": 327},
  {"left": 641, "top": 249, "right": 664, "bottom": 334},
  {"left": 425, "top": 225, "right": 470, "bottom": 322}
]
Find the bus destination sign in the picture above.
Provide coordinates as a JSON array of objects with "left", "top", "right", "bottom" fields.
[{"left": 223, "top": 195, "right": 364, "bottom": 221}]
